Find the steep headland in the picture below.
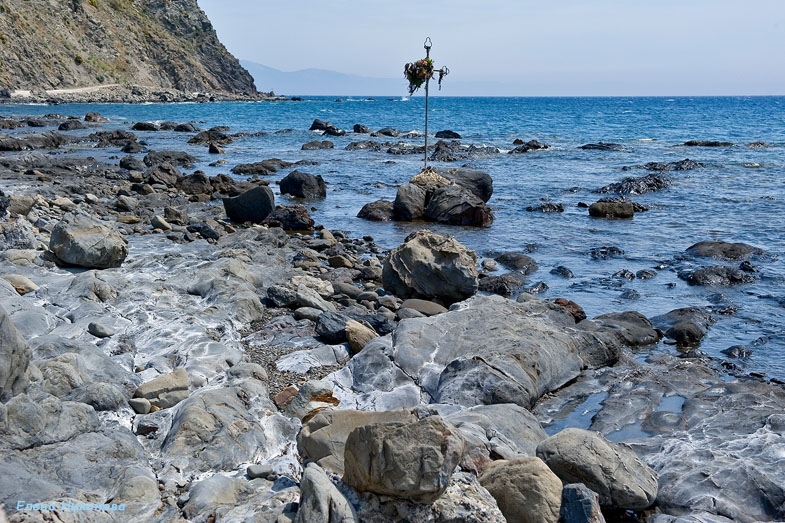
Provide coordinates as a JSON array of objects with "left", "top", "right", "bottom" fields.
[{"left": 0, "top": 0, "right": 261, "bottom": 101}]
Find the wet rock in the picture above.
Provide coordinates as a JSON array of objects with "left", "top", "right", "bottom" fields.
[
  {"left": 342, "top": 415, "right": 465, "bottom": 504},
  {"left": 583, "top": 311, "right": 660, "bottom": 347},
  {"left": 119, "top": 155, "right": 146, "bottom": 171},
  {"left": 551, "top": 266, "right": 575, "bottom": 278},
  {"left": 597, "top": 173, "right": 672, "bottom": 195},
  {"left": 509, "top": 140, "right": 549, "bottom": 153},
  {"left": 231, "top": 158, "right": 293, "bottom": 175},
  {"left": 301, "top": 140, "right": 334, "bottom": 150},
  {"left": 478, "top": 272, "right": 527, "bottom": 297},
  {"left": 49, "top": 212, "right": 129, "bottom": 269},
  {"left": 479, "top": 457, "right": 562, "bottom": 523},
  {"left": 84, "top": 111, "right": 108, "bottom": 122},
  {"left": 636, "top": 158, "right": 704, "bottom": 171},
  {"left": 435, "top": 130, "right": 462, "bottom": 139},
  {"left": 382, "top": 229, "right": 478, "bottom": 303},
  {"left": 145, "top": 161, "right": 181, "bottom": 186},
  {"left": 685, "top": 241, "right": 764, "bottom": 260},
  {"left": 144, "top": 149, "right": 196, "bottom": 168},
  {"left": 650, "top": 307, "right": 714, "bottom": 348},
  {"left": 393, "top": 183, "right": 427, "bottom": 221},
  {"left": 189, "top": 127, "right": 233, "bottom": 145},
  {"left": 424, "top": 184, "right": 494, "bottom": 227},
  {"left": 182, "top": 474, "right": 255, "bottom": 521},
  {"left": 223, "top": 185, "right": 275, "bottom": 224},
  {"left": 536, "top": 428, "right": 658, "bottom": 511},
  {"left": 553, "top": 298, "right": 587, "bottom": 323},
  {"left": 357, "top": 200, "right": 394, "bottom": 221},
  {"left": 58, "top": 119, "right": 86, "bottom": 131},
  {"left": 494, "top": 252, "right": 538, "bottom": 274},
  {"left": 589, "top": 197, "right": 635, "bottom": 219},
  {"left": 678, "top": 266, "right": 758, "bottom": 286},
  {"left": 683, "top": 140, "right": 733, "bottom": 147},
  {"left": 280, "top": 170, "right": 327, "bottom": 199},
  {"left": 581, "top": 142, "right": 625, "bottom": 151},
  {"left": 436, "top": 167, "right": 494, "bottom": 203},
  {"left": 296, "top": 463, "right": 358, "bottom": 523},
  {"left": 132, "top": 121, "right": 159, "bottom": 131},
  {"left": 353, "top": 124, "right": 371, "bottom": 133}
]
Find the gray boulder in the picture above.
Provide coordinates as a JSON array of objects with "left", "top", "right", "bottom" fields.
[
  {"left": 296, "top": 463, "right": 358, "bottom": 523},
  {"left": 382, "top": 229, "right": 478, "bottom": 303},
  {"left": 0, "top": 216, "right": 38, "bottom": 250},
  {"left": 479, "top": 457, "right": 562, "bottom": 523},
  {"left": 342, "top": 415, "right": 465, "bottom": 504},
  {"left": 49, "top": 212, "right": 128, "bottom": 269},
  {"left": 436, "top": 167, "right": 493, "bottom": 202},
  {"left": 222, "top": 185, "right": 275, "bottom": 224},
  {"left": 0, "top": 306, "right": 31, "bottom": 401},
  {"left": 678, "top": 265, "right": 758, "bottom": 286},
  {"left": 589, "top": 198, "right": 635, "bottom": 219},
  {"left": 297, "top": 408, "right": 419, "bottom": 474},
  {"left": 357, "top": 200, "right": 394, "bottom": 221},
  {"left": 280, "top": 170, "right": 327, "bottom": 199},
  {"left": 536, "top": 428, "right": 658, "bottom": 510}
]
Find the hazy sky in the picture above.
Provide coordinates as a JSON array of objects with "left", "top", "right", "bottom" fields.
[{"left": 198, "top": 1, "right": 785, "bottom": 96}]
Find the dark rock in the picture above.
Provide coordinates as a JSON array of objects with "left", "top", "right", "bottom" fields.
[
  {"left": 346, "top": 140, "right": 384, "bottom": 152},
  {"left": 509, "top": 140, "right": 549, "bottom": 153},
  {"left": 222, "top": 185, "right": 275, "bottom": 224},
  {"left": 494, "top": 252, "right": 538, "bottom": 274},
  {"left": 208, "top": 142, "right": 225, "bottom": 154},
  {"left": 316, "top": 311, "right": 349, "bottom": 344},
  {"left": 650, "top": 307, "right": 714, "bottom": 347},
  {"left": 393, "top": 183, "right": 427, "bottom": 221},
  {"left": 435, "top": 130, "right": 462, "bottom": 139},
  {"left": 174, "top": 123, "right": 198, "bottom": 132},
  {"left": 683, "top": 140, "right": 733, "bottom": 147},
  {"left": 0, "top": 189, "right": 10, "bottom": 216},
  {"left": 122, "top": 141, "right": 144, "bottom": 153},
  {"left": 279, "top": 170, "right": 327, "bottom": 199},
  {"left": 553, "top": 298, "right": 587, "bottom": 323},
  {"left": 560, "top": 484, "right": 607, "bottom": 523},
  {"left": 58, "top": 119, "right": 86, "bottom": 131},
  {"left": 262, "top": 205, "right": 314, "bottom": 231},
  {"left": 132, "top": 121, "right": 159, "bottom": 131},
  {"left": 637, "top": 158, "right": 704, "bottom": 171},
  {"left": 678, "top": 266, "right": 758, "bottom": 286},
  {"left": 589, "top": 198, "right": 635, "bottom": 219},
  {"left": 84, "top": 112, "right": 108, "bottom": 123},
  {"left": 187, "top": 221, "right": 221, "bottom": 240},
  {"left": 178, "top": 172, "right": 213, "bottom": 196},
  {"left": 685, "top": 241, "right": 764, "bottom": 260},
  {"left": 437, "top": 168, "right": 494, "bottom": 203},
  {"left": 357, "top": 200, "right": 394, "bottom": 221},
  {"left": 374, "top": 127, "right": 400, "bottom": 137},
  {"left": 144, "top": 162, "right": 181, "bottom": 187},
  {"left": 144, "top": 150, "right": 196, "bottom": 168},
  {"left": 231, "top": 158, "right": 293, "bottom": 175},
  {"left": 88, "top": 129, "right": 138, "bottom": 147},
  {"left": 551, "top": 266, "right": 575, "bottom": 278},
  {"left": 353, "top": 124, "right": 371, "bottom": 133},
  {"left": 301, "top": 140, "right": 334, "bottom": 150},
  {"left": 119, "top": 156, "right": 146, "bottom": 171},
  {"left": 597, "top": 173, "right": 672, "bottom": 195},
  {"left": 588, "top": 246, "right": 624, "bottom": 260},
  {"left": 188, "top": 128, "right": 233, "bottom": 145},
  {"left": 478, "top": 272, "right": 527, "bottom": 297},
  {"left": 424, "top": 184, "right": 493, "bottom": 227},
  {"left": 580, "top": 142, "right": 625, "bottom": 151},
  {"left": 527, "top": 201, "right": 564, "bottom": 212}
]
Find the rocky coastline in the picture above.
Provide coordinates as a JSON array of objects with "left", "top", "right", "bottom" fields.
[{"left": 1, "top": 111, "right": 784, "bottom": 523}]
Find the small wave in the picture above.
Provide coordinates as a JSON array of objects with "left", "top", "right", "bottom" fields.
[{"left": 638, "top": 138, "right": 655, "bottom": 142}]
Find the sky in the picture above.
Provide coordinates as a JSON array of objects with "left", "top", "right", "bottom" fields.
[{"left": 198, "top": 1, "right": 785, "bottom": 96}]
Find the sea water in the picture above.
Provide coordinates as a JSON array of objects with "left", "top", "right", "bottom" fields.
[{"left": 2, "top": 96, "right": 784, "bottom": 380}]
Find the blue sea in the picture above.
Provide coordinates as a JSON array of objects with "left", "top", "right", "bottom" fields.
[{"left": 2, "top": 96, "right": 784, "bottom": 380}]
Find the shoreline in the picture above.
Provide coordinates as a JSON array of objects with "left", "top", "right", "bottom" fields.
[
  {"left": 1, "top": 83, "right": 287, "bottom": 105},
  {"left": 1, "top": 109, "right": 784, "bottom": 522}
]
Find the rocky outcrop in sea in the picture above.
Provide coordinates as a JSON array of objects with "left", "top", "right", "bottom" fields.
[{"left": 1, "top": 112, "right": 783, "bottom": 523}]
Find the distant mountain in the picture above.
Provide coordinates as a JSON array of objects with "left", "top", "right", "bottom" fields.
[{"left": 241, "top": 61, "right": 406, "bottom": 97}]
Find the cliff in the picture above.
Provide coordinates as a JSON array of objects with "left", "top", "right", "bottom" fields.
[{"left": 0, "top": 0, "right": 260, "bottom": 100}]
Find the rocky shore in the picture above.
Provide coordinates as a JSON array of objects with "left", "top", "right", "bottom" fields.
[{"left": 1, "top": 111, "right": 784, "bottom": 523}]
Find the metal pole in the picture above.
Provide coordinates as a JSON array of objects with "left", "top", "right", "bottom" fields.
[{"left": 423, "top": 37, "right": 431, "bottom": 171}]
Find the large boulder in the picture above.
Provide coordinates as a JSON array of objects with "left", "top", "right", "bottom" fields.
[
  {"left": 262, "top": 205, "right": 315, "bottom": 231},
  {"left": 382, "top": 230, "right": 478, "bottom": 303},
  {"left": 393, "top": 183, "right": 427, "bottom": 221},
  {"left": 297, "top": 409, "right": 419, "bottom": 475},
  {"left": 436, "top": 167, "right": 494, "bottom": 202},
  {"left": 424, "top": 184, "right": 494, "bottom": 227},
  {"left": 357, "top": 200, "right": 394, "bottom": 221},
  {"left": 479, "top": 457, "right": 563, "bottom": 523},
  {"left": 222, "top": 185, "right": 275, "bottom": 224},
  {"left": 0, "top": 307, "right": 31, "bottom": 401},
  {"left": 49, "top": 213, "right": 128, "bottom": 269},
  {"left": 536, "top": 428, "right": 658, "bottom": 511},
  {"left": 280, "top": 170, "right": 327, "bottom": 199},
  {"left": 342, "top": 415, "right": 465, "bottom": 504},
  {"left": 685, "top": 241, "right": 764, "bottom": 260}
]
